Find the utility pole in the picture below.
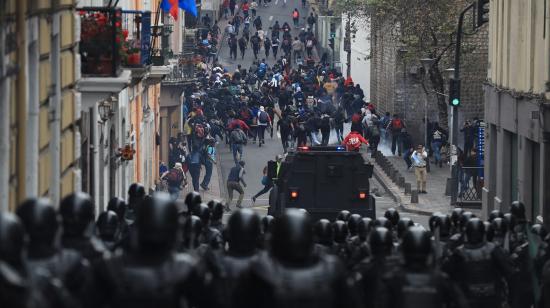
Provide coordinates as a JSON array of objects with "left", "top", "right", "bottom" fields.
[{"left": 344, "top": 12, "right": 351, "bottom": 77}]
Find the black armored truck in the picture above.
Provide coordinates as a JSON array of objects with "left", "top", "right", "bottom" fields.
[{"left": 267, "top": 146, "right": 376, "bottom": 220}]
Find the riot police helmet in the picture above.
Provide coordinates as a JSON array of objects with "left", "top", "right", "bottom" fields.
[
  {"left": 16, "top": 198, "right": 59, "bottom": 246},
  {"left": 374, "top": 217, "right": 392, "bottom": 231},
  {"left": 369, "top": 227, "right": 393, "bottom": 256},
  {"left": 402, "top": 227, "right": 432, "bottom": 266},
  {"left": 503, "top": 213, "right": 516, "bottom": 230},
  {"left": 0, "top": 212, "right": 25, "bottom": 268},
  {"left": 226, "top": 209, "right": 261, "bottom": 255},
  {"left": 347, "top": 214, "right": 362, "bottom": 236},
  {"left": 271, "top": 209, "right": 314, "bottom": 265},
  {"left": 185, "top": 191, "right": 202, "bottom": 214},
  {"left": 127, "top": 183, "right": 146, "bottom": 209},
  {"left": 182, "top": 215, "right": 203, "bottom": 250},
  {"left": 332, "top": 220, "right": 349, "bottom": 244},
  {"left": 489, "top": 209, "right": 504, "bottom": 222},
  {"left": 194, "top": 203, "right": 211, "bottom": 226},
  {"left": 314, "top": 219, "right": 333, "bottom": 245},
  {"left": 510, "top": 201, "right": 526, "bottom": 221},
  {"left": 59, "top": 192, "right": 95, "bottom": 237},
  {"left": 336, "top": 210, "right": 351, "bottom": 222},
  {"left": 465, "top": 218, "right": 485, "bottom": 245},
  {"left": 357, "top": 218, "right": 373, "bottom": 241},
  {"left": 96, "top": 211, "right": 119, "bottom": 241},
  {"left": 107, "top": 197, "right": 127, "bottom": 220},
  {"left": 459, "top": 211, "right": 476, "bottom": 231},
  {"left": 261, "top": 215, "right": 275, "bottom": 235},
  {"left": 487, "top": 217, "right": 508, "bottom": 241},
  {"left": 384, "top": 208, "right": 400, "bottom": 226},
  {"left": 208, "top": 200, "right": 225, "bottom": 221},
  {"left": 135, "top": 192, "right": 178, "bottom": 252},
  {"left": 397, "top": 218, "right": 414, "bottom": 239},
  {"left": 531, "top": 224, "right": 548, "bottom": 240},
  {"left": 450, "top": 207, "right": 464, "bottom": 227}
]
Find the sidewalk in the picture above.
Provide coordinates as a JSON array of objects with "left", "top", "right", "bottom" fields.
[
  {"left": 370, "top": 143, "right": 480, "bottom": 216},
  {"left": 177, "top": 152, "right": 224, "bottom": 211}
]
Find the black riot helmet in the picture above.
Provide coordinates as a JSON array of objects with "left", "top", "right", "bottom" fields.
[
  {"left": 531, "top": 224, "right": 548, "bottom": 239},
  {"left": 182, "top": 215, "right": 203, "bottom": 250},
  {"left": 185, "top": 192, "right": 202, "bottom": 214},
  {"left": 332, "top": 220, "right": 349, "bottom": 244},
  {"left": 384, "top": 208, "right": 400, "bottom": 226},
  {"left": 487, "top": 217, "right": 508, "bottom": 241},
  {"left": 135, "top": 192, "right": 178, "bottom": 252},
  {"left": 450, "top": 207, "right": 464, "bottom": 228},
  {"left": 459, "top": 211, "right": 476, "bottom": 232},
  {"left": 465, "top": 218, "right": 486, "bottom": 245},
  {"left": 428, "top": 212, "right": 443, "bottom": 233},
  {"left": 374, "top": 217, "right": 392, "bottom": 231},
  {"left": 489, "top": 209, "right": 504, "bottom": 222},
  {"left": 336, "top": 210, "right": 351, "bottom": 222},
  {"left": 314, "top": 219, "right": 333, "bottom": 246},
  {"left": 347, "top": 214, "right": 362, "bottom": 236},
  {"left": 0, "top": 212, "right": 25, "bottom": 268},
  {"left": 510, "top": 201, "right": 526, "bottom": 221},
  {"left": 226, "top": 209, "right": 261, "bottom": 256},
  {"left": 369, "top": 227, "right": 393, "bottom": 257},
  {"left": 16, "top": 198, "right": 59, "bottom": 246},
  {"left": 357, "top": 218, "right": 373, "bottom": 241},
  {"left": 208, "top": 200, "right": 225, "bottom": 222},
  {"left": 271, "top": 209, "right": 314, "bottom": 265},
  {"left": 503, "top": 213, "right": 516, "bottom": 230},
  {"left": 107, "top": 197, "right": 127, "bottom": 220},
  {"left": 261, "top": 215, "right": 275, "bottom": 235},
  {"left": 397, "top": 218, "right": 414, "bottom": 239},
  {"left": 402, "top": 227, "right": 432, "bottom": 266},
  {"left": 437, "top": 215, "right": 452, "bottom": 238},
  {"left": 96, "top": 211, "right": 119, "bottom": 241},
  {"left": 59, "top": 192, "right": 95, "bottom": 237},
  {"left": 127, "top": 183, "right": 146, "bottom": 210},
  {"left": 194, "top": 203, "right": 211, "bottom": 227}
]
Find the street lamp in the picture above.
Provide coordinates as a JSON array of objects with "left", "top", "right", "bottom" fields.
[
  {"left": 98, "top": 99, "right": 114, "bottom": 123},
  {"left": 420, "top": 58, "right": 435, "bottom": 150}
]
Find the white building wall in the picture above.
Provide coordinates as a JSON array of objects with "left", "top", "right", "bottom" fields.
[{"left": 340, "top": 15, "right": 370, "bottom": 102}]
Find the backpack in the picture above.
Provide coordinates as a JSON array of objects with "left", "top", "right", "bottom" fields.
[
  {"left": 259, "top": 111, "right": 269, "bottom": 123},
  {"left": 293, "top": 11, "right": 299, "bottom": 18},
  {"left": 231, "top": 129, "right": 246, "bottom": 144},
  {"left": 194, "top": 123, "right": 206, "bottom": 138},
  {"left": 306, "top": 39, "right": 313, "bottom": 48},
  {"left": 391, "top": 119, "right": 403, "bottom": 130},
  {"left": 166, "top": 168, "right": 184, "bottom": 186}
]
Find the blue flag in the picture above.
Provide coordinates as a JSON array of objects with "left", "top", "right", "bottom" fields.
[
  {"left": 160, "top": 0, "right": 172, "bottom": 11},
  {"left": 179, "top": 0, "right": 198, "bottom": 17}
]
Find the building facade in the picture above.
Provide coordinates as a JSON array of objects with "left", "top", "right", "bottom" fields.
[
  {"left": 369, "top": 16, "right": 488, "bottom": 145},
  {"left": 1, "top": 0, "right": 81, "bottom": 211},
  {"left": 482, "top": 0, "right": 550, "bottom": 225}
]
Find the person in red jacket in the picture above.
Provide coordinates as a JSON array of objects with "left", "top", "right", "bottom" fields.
[{"left": 342, "top": 130, "right": 369, "bottom": 152}]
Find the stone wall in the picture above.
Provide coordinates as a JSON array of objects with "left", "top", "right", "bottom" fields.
[{"left": 369, "top": 17, "right": 487, "bottom": 146}]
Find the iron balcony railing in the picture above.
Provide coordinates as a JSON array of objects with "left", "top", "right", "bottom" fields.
[
  {"left": 457, "top": 166, "right": 483, "bottom": 207},
  {"left": 121, "top": 10, "right": 152, "bottom": 67},
  {"left": 162, "top": 53, "right": 202, "bottom": 83}
]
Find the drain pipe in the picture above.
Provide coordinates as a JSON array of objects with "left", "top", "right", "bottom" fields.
[
  {"left": 0, "top": 21, "right": 10, "bottom": 211},
  {"left": 49, "top": 13, "right": 61, "bottom": 205},
  {"left": 25, "top": 17, "right": 39, "bottom": 197}
]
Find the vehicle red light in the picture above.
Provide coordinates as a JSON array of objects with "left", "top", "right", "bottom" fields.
[
  {"left": 290, "top": 191, "right": 299, "bottom": 199},
  {"left": 298, "top": 146, "right": 309, "bottom": 151},
  {"left": 358, "top": 192, "right": 367, "bottom": 199}
]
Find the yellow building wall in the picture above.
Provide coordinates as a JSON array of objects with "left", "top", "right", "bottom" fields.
[{"left": 488, "top": 0, "right": 550, "bottom": 93}]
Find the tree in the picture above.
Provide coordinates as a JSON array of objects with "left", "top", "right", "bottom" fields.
[{"left": 335, "top": 0, "right": 473, "bottom": 130}]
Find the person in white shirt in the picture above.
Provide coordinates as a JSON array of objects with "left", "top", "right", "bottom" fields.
[{"left": 411, "top": 145, "right": 428, "bottom": 193}]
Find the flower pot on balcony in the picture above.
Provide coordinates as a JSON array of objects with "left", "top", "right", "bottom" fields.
[{"left": 126, "top": 53, "right": 141, "bottom": 66}]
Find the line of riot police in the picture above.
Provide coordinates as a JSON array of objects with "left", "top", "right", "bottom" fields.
[{"left": 1, "top": 184, "right": 549, "bottom": 308}]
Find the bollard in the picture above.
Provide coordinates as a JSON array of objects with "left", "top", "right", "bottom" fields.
[
  {"left": 398, "top": 176, "right": 405, "bottom": 187},
  {"left": 404, "top": 183, "right": 412, "bottom": 194},
  {"left": 392, "top": 170, "right": 400, "bottom": 183},
  {"left": 411, "top": 190, "right": 419, "bottom": 203},
  {"left": 445, "top": 178, "right": 452, "bottom": 196}
]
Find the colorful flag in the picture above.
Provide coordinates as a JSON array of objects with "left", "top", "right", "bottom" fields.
[
  {"left": 179, "top": 0, "right": 198, "bottom": 17},
  {"left": 161, "top": 0, "right": 179, "bottom": 20}
]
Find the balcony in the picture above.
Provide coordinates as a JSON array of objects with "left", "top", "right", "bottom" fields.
[
  {"left": 162, "top": 53, "right": 201, "bottom": 85},
  {"left": 79, "top": 7, "right": 122, "bottom": 77},
  {"left": 120, "top": 10, "right": 151, "bottom": 70}
]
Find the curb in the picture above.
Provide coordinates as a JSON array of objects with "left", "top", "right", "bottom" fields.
[{"left": 372, "top": 160, "right": 437, "bottom": 217}]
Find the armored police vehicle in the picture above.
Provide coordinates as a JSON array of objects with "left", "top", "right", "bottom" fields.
[{"left": 268, "top": 146, "right": 376, "bottom": 220}]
